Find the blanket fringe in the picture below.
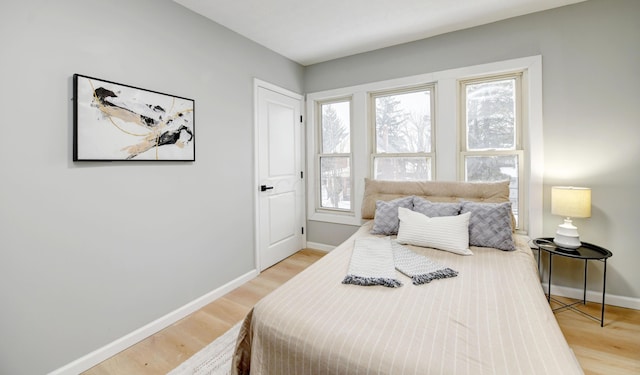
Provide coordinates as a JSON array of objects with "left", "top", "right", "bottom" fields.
[
  {"left": 342, "top": 275, "right": 402, "bottom": 288},
  {"left": 411, "top": 268, "right": 458, "bottom": 285}
]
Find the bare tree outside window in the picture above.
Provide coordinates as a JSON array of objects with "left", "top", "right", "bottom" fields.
[
  {"left": 466, "top": 79, "right": 516, "bottom": 150},
  {"left": 322, "top": 103, "right": 350, "bottom": 154},
  {"left": 373, "top": 88, "right": 433, "bottom": 181}
]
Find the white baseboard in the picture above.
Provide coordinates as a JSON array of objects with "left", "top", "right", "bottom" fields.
[
  {"left": 48, "top": 269, "right": 259, "bottom": 375},
  {"left": 306, "top": 241, "right": 335, "bottom": 252},
  {"left": 541, "top": 282, "right": 640, "bottom": 310}
]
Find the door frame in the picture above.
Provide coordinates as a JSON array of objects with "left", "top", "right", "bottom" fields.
[{"left": 253, "top": 78, "right": 306, "bottom": 271}]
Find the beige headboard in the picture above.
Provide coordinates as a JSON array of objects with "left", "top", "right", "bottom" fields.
[{"left": 361, "top": 178, "right": 511, "bottom": 220}]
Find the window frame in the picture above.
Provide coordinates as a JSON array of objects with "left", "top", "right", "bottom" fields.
[
  {"left": 316, "top": 98, "right": 353, "bottom": 214},
  {"left": 369, "top": 84, "right": 436, "bottom": 181},
  {"left": 459, "top": 73, "right": 526, "bottom": 230}
]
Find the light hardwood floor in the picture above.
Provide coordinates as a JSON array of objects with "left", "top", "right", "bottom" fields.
[
  {"left": 552, "top": 297, "right": 640, "bottom": 375},
  {"left": 85, "top": 249, "right": 639, "bottom": 375}
]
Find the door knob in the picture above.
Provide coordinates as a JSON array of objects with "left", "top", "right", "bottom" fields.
[{"left": 260, "top": 185, "right": 274, "bottom": 192}]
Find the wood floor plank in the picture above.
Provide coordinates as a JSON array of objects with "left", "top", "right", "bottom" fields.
[
  {"left": 553, "top": 299, "right": 640, "bottom": 375},
  {"left": 200, "top": 297, "right": 251, "bottom": 326},
  {"left": 83, "top": 248, "right": 639, "bottom": 375}
]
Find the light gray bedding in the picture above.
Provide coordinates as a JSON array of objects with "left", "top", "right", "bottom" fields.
[{"left": 233, "top": 222, "right": 583, "bottom": 375}]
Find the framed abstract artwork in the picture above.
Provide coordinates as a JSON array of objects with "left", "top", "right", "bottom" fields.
[{"left": 73, "top": 74, "right": 195, "bottom": 161}]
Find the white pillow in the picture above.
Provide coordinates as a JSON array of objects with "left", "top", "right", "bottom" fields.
[{"left": 397, "top": 207, "right": 473, "bottom": 256}]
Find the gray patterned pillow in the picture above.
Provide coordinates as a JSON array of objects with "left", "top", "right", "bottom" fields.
[
  {"left": 370, "top": 196, "right": 414, "bottom": 235},
  {"left": 412, "top": 196, "right": 461, "bottom": 217},
  {"left": 460, "top": 201, "right": 515, "bottom": 251}
]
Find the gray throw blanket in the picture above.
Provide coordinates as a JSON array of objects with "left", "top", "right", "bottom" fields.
[
  {"left": 342, "top": 237, "right": 402, "bottom": 288},
  {"left": 391, "top": 240, "right": 458, "bottom": 285},
  {"left": 342, "top": 237, "right": 458, "bottom": 287}
]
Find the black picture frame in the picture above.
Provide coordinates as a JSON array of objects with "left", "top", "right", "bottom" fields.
[{"left": 73, "top": 74, "right": 195, "bottom": 161}]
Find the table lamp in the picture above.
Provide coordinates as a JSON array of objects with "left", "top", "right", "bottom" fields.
[{"left": 551, "top": 186, "right": 591, "bottom": 249}]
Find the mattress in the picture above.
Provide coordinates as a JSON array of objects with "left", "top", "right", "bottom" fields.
[{"left": 232, "top": 221, "right": 583, "bottom": 375}]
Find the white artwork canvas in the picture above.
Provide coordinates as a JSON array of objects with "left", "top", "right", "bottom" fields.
[{"left": 73, "top": 74, "right": 195, "bottom": 161}]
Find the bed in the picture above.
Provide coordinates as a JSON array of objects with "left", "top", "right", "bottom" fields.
[{"left": 232, "top": 179, "right": 583, "bottom": 375}]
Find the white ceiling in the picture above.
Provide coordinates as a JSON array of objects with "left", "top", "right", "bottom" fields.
[{"left": 174, "top": 0, "right": 585, "bottom": 66}]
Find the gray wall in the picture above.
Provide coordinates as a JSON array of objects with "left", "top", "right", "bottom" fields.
[
  {"left": 0, "top": 1, "right": 303, "bottom": 374},
  {"left": 305, "top": 0, "right": 640, "bottom": 301}
]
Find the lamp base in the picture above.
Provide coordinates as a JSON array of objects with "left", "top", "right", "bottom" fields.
[{"left": 553, "top": 218, "right": 582, "bottom": 249}]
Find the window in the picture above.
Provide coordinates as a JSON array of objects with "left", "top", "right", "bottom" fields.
[
  {"left": 306, "top": 56, "right": 542, "bottom": 234},
  {"left": 460, "top": 74, "right": 524, "bottom": 228},
  {"left": 372, "top": 86, "right": 434, "bottom": 181},
  {"left": 318, "top": 100, "right": 352, "bottom": 211}
]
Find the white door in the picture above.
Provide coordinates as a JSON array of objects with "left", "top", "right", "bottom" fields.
[{"left": 255, "top": 81, "right": 304, "bottom": 271}]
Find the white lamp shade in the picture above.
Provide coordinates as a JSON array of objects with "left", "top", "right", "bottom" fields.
[{"left": 551, "top": 186, "right": 591, "bottom": 218}]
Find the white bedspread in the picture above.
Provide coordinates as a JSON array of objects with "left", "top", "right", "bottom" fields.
[{"left": 233, "top": 222, "right": 583, "bottom": 375}]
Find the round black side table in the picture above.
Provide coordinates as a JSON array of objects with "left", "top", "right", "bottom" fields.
[{"left": 532, "top": 238, "right": 613, "bottom": 327}]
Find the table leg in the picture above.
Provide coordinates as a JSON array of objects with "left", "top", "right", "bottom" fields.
[
  {"left": 583, "top": 260, "right": 588, "bottom": 304},
  {"left": 537, "top": 247, "right": 541, "bottom": 277},
  {"left": 601, "top": 259, "right": 607, "bottom": 327},
  {"left": 548, "top": 253, "right": 552, "bottom": 303}
]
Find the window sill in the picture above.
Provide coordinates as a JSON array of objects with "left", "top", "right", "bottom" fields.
[{"left": 308, "top": 211, "right": 363, "bottom": 226}]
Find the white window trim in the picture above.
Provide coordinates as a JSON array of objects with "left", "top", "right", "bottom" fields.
[{"left": 306, "top": 56, "right": 543, "bottom": 237}]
